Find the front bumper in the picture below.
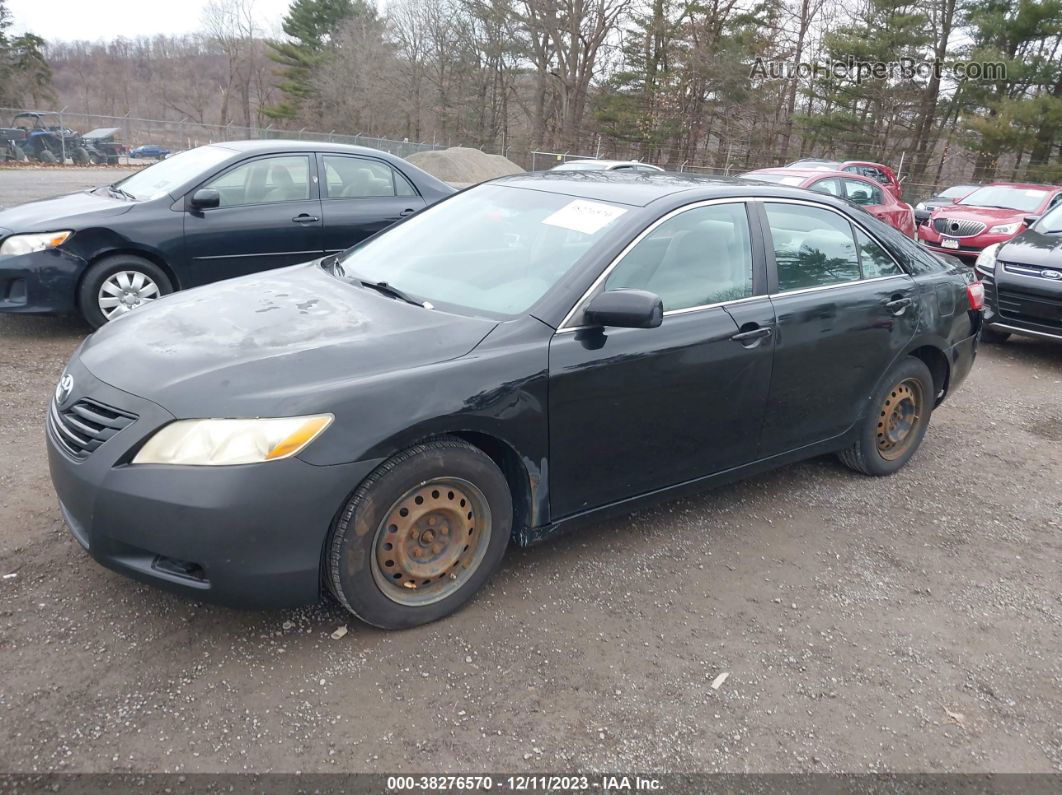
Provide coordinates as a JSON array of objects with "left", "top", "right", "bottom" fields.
[
  {"left": 46, "top": 359, "right": 382, "bottom": 608},
  {"left": 982, "top": 266, "right": 1062, "bottom": 342},
  {"left": 916, "top": 226, "right": 1014, "bottom": 262},
  {"left": 0, "top": 245, "right": 85, "bottom": 315}
]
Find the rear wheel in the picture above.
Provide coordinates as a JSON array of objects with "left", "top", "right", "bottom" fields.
[
  {"left": 838, "top": 357, "right": 934, "bottom": 476},
  {"left": 327, "top": 437, "right": 512, "bottom": 629},
  {"left": 72, "top": 146, "right": 91, "bottom": 165},
  {"left": 981, "top": 327, "right": 1010, "bottom": 344},
  {"left": 38, "top": 149, "right": 57, "bottom": 164},
  {"left": 78, "top": 255, "right": 173, "bottom": 328}
]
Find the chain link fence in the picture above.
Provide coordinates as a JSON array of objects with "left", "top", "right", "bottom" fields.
[{"left": 0, "top": 107, "right": 443, "bottom": 165}]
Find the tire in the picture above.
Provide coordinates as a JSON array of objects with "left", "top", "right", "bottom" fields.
[
  {"left": 981, "top": 327, "right": 1010, "bottom": 344},
  {"left": 327, "top": 437, "right": 512, "bottom": 629},
  {"left": 77, "top": 255, "right": 174, "bottom": 328},
  {"left": 72, "top": 146, "right": 91, "bottom": 165},
  {"left": 838, "top": 357, "right": 934, "bottom": 477},
  {"left": 38, "top": 149, "right": 57, "bottom": 164},
  {"left": 12, "top": 144, "right": 27, "bottom": 162}
]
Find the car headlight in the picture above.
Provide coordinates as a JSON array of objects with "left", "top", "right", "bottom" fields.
[
  {"left": 132, "top": 414, "right": 333, "bottom": 466},
  {"left": 975, "top": 243, "right": 999, "bottom": 275},
  {"left": 915, "top": 202, "right": 927, "bottom": 210},
  {"left": 0, "top": 230, "right": 73, "bottom": 256},
  {"left": 988, "top": 222, "right": 1020, "bottom": 235}
]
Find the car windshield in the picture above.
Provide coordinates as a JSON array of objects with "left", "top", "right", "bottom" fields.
[
  {"left": 114, "top": 145, "right": 232, "bottom": 200},
  {"left": 333, "top": 184, "right": 629, "bottom": 318},
  {"left": 550, "top": 162, "right": 608, "bottom": 171},
  {"left": 959, "top": 186, "right": 1049, "bottom": 213},
  {"left": 939, "top": 184, "right": 978, "bottom": 199},
  {"left": 746, "top": 173, "right": 805, "bottom": 186}
]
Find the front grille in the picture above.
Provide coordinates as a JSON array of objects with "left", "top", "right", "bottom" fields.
[
  {"left": 933, "top": 217, "right": 987, "bottom": 238},
  {"left": 49, "top": 398, "right": 137, "bottom": 458},
  {"left": 1002, "top": 262, "right": 1062, "bottom": 281},
  {"left": 997, "top": 285, "right": 1062, "bottom": 330}
]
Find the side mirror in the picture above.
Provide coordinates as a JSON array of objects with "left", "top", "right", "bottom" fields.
[
  {"left": 584, "top": 289, "right": 663, "bottom": 329},
  {"left": 190, "top": 188, "right": 220, "bottom": 210}
]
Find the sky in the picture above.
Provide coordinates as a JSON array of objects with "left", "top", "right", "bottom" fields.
[{"left": 7, "top": 0, "right": 294, "bottom": 42}]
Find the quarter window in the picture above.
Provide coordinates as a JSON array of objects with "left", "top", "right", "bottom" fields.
[
  {"left": 765, "top": 203, "right": 861, "bottom": 291},
  {"left": 856, "top": 229, "right": 902, "bottom": 278},
  {"left": 322, "top": 155, "right": 417, "bottom": 198},
  {"left": 603, "top": 203, "right": 753, "bottom": 311},
  {"left": 204, "top": 155, "right": 310, "bottom": 207}
]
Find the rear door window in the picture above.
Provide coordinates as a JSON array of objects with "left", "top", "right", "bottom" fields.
[
  {"left": 764, "top": 203, "right": 861, "bottom": 291},
  {"left": 322, "top": 155, "right": 418, "bottom": 199}
]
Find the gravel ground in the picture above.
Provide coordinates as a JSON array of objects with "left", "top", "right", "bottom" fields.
[
  {"left": 0, "top": 166, "right": 139, "bottom": 209},
  {"left": 0, "top": 169, "right": 1060, "bottom": 775}
]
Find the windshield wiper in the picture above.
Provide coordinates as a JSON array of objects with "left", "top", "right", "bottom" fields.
[
  {"left": 108, "top": 185, "right": 135, "bottom": 201},
  {"left": 358, "top": 279, "right": 432, "bottom": 309}
]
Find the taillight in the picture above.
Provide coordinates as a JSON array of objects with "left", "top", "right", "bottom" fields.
[{"left": 967, "top": 281, "right": 985, "bottom": 311}]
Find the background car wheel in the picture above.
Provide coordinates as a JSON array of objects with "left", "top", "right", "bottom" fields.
[
  {"left": 72, "top": 146, "right": 91, "bottom": 165},
  {"left": 981, "top": 327, "right": 1010, "bottom": 344},
  {"left": 327, "top": 437, "right": 512, "bottom": 629},
  {"left": 78, "top": 255, "right": 173, "bottom": 328},
  {"left": 38, "top": 149, "right": 57, "bottom": 164},
  {"left": 838, "top": 357, "right": 934, "bottom": 477}
]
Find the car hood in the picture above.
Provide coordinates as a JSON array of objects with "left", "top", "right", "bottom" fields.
[
  {"left": 932, "top": 205, "right": 1025, "bottom": 225},
  {"left": 998, "top": 229, "right": 1062, "bottom": 269},
  {"left": 78, "top": 262, "right": 499, "bottom": 418},
  {"left": 0, "top": 189, "right": 132, "bottom": 230}
]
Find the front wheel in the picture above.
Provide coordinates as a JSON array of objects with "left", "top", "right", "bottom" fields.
[
  {"left": 326, "top": 438, "right": 512, "bottom": 629},
  {"left": 838, "top": 357, "right": 934, "bottom": 476},
  {"left": 78, "top": 255, "right": 174, "bottom": 328}
]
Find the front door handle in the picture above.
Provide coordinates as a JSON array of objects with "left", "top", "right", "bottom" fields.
[
  {"left": 398, "top": 208, "right": 416, "bottom": 218},
  {"left": 292, "top": 213, "right": 319, "bottom": 224},
  {"left": 884, "top": 296, "right": 913, "bottom": 315},
  {"left": 730, "top": 326, "right": 773, "bottom": 347}
]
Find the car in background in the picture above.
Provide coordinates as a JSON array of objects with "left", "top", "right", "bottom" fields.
[
  {"left": 743, "top": 168, "right": 916, "bottom": 237},
  {"left": 786, "top": 158, "right": 903, "bottom": 198},
  {"left": 549, "top": 159, "right": 664, "bottom": 173},
  {"left": 975, "top": 203, "right": 1062, "bottom": 344},
  {"left": 46, "top": 172, "right": 981, "bottom": 628},
  {"left": 0, "top": 140, "right": 454, "bottom": 327},
  {"left": 130, "top": 144, "right": 172, "bottom": 160},
  {"left": 917, "top": 183, "right": 1062, "bottom": 262},
  {"left": 914, "top": 184, "right": 981, "bottom": 225}
]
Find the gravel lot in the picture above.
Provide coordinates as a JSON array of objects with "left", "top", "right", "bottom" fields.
[{"left": 1, "top": 168, "right": 1060, "bottom": 775}]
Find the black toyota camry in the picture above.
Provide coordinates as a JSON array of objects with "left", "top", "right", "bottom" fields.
[
  {"left": 0, "top": 140, "right": 453, "bottom": 327},
  {"left": 975, "top": 202, "right": 1062, "bottom": 343},
  {"left": 47, "top": 172, "right": 982, "bottom": 629}
]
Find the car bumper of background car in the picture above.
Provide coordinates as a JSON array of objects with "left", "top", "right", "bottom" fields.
[
  {"left": 45, "top": 359, "right": 383, "bottom": 608},
  {"left": 0, "top": 245, "right": 84, "bottom": 314},
  {"left": 916, "top": 227, "right": 1014, "bottom": 261}
]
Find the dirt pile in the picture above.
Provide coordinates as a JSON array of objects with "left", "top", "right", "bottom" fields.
[{"left": 407, "top": 146, "right": 523, "bottom": 185}]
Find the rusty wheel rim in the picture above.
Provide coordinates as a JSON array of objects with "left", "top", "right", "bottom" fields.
[
  {"left": 370, "top": 477, "right": 492, "bottom": 606},
  {"left": 876, "top": 377, "right": 925, "bottom": 461}
]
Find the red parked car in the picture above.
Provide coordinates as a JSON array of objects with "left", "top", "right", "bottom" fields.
[
  {"left": 787, "top": 159, "right": 903, "bottom": 199},
  {"left": 917, "top": 182, "right": 1062, "bottom": 262},
  {"left": 744, "top": 168, "right": 916, "bottom": 238}
]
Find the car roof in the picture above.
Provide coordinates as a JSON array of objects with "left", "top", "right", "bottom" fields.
[
  {"left": 747, "top": 168, "right": 858, "bottom": 180},
  {"left": 210, "top": 139, "right": 404, "bottom": 159},
  {"left": 488, "top": 170, "right": 841, "bottom": 207}
]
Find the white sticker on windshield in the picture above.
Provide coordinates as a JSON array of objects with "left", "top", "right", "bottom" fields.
[{"left": 542, "top": 200, "right": 627, "bottom": 235}]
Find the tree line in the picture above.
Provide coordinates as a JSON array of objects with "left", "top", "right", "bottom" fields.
[{"left": 2, "top": 0, "right": 1062, "bottom": 190}]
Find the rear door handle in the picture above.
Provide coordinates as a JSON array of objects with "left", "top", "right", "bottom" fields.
[
  {"left": 292, "top": 213, "right": 319, "bottom": 224},
  {"left": 884, "top": 297, "right": 913, "bottom": 315},
  {"left": 398, "top": 208, "right": 416, "bottom": 218},
  {"left": 730, "top": 326, "right": 773, "bottom": 346}
]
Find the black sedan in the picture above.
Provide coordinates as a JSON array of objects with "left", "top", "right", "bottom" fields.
[
  {"left": 47, "top": 172, "right": 982, "bottom": 629},
  {"left": 0, "top": 140, "right": 453, "bottom": 327},
  {"left": 975, "top": 203, "right": 1062, "bottom": 343}
]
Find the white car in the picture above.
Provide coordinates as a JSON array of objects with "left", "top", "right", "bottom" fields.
[{"left": 549, "top": 159, "right": 664, "bottom": 173}]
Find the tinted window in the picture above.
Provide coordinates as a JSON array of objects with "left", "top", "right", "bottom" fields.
[
  {"left": 856, "top": 229, "right": 902, "bottom": 278},
  {"left": 604, "top": 203, "right": 753, "bottom": 311},
  {"left": 323, "top": 155, "right": 415, "bottom": 198},
  {"left": 765, "top": 203, "right": 861, "bottom": 291},
  {"left": 843, "top": 178, "right": 883, "bottom": 206},
  {"left": 205, "top": 155, "right": 310, "bottom": 207},
  {"left": 809, "top": 178, "right": 842, "bottom": 196}
]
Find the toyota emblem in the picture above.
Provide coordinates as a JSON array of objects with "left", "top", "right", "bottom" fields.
[
  {"left": 55, "top": 373, "right": 74, "bottom": 405},
  {"left": 1042, "top": 269, "right": 1062, "bottom": 280}
]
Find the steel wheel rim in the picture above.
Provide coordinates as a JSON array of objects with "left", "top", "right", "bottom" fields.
[
  {"left": 876, "top": 377, "right": 925, "bottom": 460},
  {"left": 98, "top": 270, "right": 161, "bottom": 319},
  {"left": 370, "top": 477, "right": 492, "bottom": 607}
]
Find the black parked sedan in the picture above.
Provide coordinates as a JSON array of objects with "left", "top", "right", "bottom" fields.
[
  {"left": 975, "top": 202, "right": 1062, "bottom": 343},
  {"left": 47, "top": 172, "right": 982, "bottom": 629},
  {"left": 0, "top": 140, "right": 453, "bottom": 327}
]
